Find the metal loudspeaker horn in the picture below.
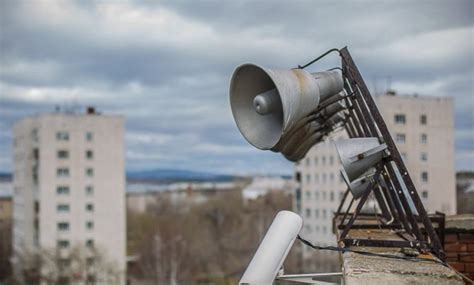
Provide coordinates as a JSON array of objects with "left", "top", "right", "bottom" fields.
[
  {"left": 230, "top": 64, "right": 343, "bottom": 150},
  {"left": 282, "top": 112, "right": 346, "bottom": 161},
  {"left": 341, "top": 169, "right": 377, "bottom": 199},
  {"left": 334, "top": 137, "right": 387, "bottom": 183},
  {"left": 275, "top": 100, "right": 345, "bottom": 152}
]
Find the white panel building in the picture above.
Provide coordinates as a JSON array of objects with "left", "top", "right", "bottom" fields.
[
  {"left": 294, "top": 93, "right": 456, "bottom": 247},
  {"left": 12, "top": 109, "right": 126, "bottom": 284}
]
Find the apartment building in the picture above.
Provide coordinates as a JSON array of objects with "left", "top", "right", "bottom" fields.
[
  {"left": 12, "top": 108, "right": 126, "bottom": 284},
  {"left": 295, "top": 92, "right": 456, "bottom": 247}
]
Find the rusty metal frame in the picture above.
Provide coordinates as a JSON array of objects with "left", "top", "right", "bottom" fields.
[{"left": 300, "top": 47, "right": 445, "bottom": 261}]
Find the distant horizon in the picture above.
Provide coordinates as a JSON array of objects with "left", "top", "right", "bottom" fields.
[
  {"left": 0, "top": 167, "right": 295, "bottom": 177},
  {"left": 1, "top": 164, "right": 473, "bottom": 178}
]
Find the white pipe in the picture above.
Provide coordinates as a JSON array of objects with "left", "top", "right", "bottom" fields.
[{"left": 239, "top": 211, "right": 303, "bottom": 285}]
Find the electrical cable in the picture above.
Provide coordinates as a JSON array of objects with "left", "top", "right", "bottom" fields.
[
  {"left": 297, "top": 48, "right": 340, "bottom": 69},
  {"left": 298, "top": 235, "right": 474, "bottom": 283},
  {"left": 296, "top": 234, "right": 447, "bottom": 265}
]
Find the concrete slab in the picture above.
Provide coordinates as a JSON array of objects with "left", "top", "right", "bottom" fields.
[
  {"left": 342, "top": 248, "right": 463, "bottom": 285},
  {"left": 446, "top": 214, "right": 474, "bottom": 231},
  {"left": 336, "top": 216, "right": 465, "bottom": 284}
]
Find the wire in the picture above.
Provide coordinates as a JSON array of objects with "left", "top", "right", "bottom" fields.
[
  {"left": 297, "top": 48, "right": 340, "bottom": 69},
  {"left": 327, "top": 67, "right": 343, "bottom": 72},
  {"left": 296, "top": 235, "right": 447, "bottom": 265}
]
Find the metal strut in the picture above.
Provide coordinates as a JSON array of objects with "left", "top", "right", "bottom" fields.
[{"left": 331, "top": 47, "right": 445, "bottom": 261}]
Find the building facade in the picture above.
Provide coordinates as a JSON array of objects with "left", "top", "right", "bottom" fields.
[
  {"left": 295, "top": 93, "right": 456, "bottom": 247},
  {"left": 12, "top": 110, "right": 126, "bottom": 284}
]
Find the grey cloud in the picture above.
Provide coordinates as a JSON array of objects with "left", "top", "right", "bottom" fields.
[{"left": 0, "top": 0, "right": 473, "bottom": 174}]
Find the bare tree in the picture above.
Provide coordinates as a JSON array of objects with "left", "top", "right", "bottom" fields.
[
  {"left": 13, "top": 244, "right": 121, "bottom": 284},
  {"left": 128, "top": 189, "right": 298, "bottom": 285}
]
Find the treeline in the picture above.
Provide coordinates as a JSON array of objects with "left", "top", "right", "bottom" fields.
[{"left": 127, "top": 190, "right": 299, "bottom": 285}]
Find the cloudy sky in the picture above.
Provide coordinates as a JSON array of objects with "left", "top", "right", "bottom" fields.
[{"left": 0, "top": 0, "right": 473, "bottom": 175}]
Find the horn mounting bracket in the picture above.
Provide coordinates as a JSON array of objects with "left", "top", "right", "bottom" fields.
[{"left": 331, "top": 47, "right": 445, "bottom": 262}]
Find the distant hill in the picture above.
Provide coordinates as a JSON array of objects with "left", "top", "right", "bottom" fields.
[
  {"left": 0, "top": 172, "right": 12, "bottom": 181},
  {"left": 126, "top": 168, "right": 237, "bottom": 182}
]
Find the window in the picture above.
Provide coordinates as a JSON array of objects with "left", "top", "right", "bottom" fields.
[
  {"left": 421, "top": 134, "right": 427, "bottom": 144},
  {"left": 305, "top": 191, "right": 311, "bottom": 200},
  {"left": 306, "top": 158, "right": 310, "bottom": 166},
  {"left": 31, "top": 128, "right": 39, "bottom": 141},
  {"left": 329, "top": 156, "right": 334, "bottom": 165},
  {"left": 322, "top": 191, "right": 327, "bottom": 201},
  {"left": 329, "top": 173, "right": 334, "bottom": 182},
  {"left": 322, "top": 173, "right": 327, "bottom": 183},
  {"left": 57, "top": 168, "right": 70, "bottom": 177},
  {"left": 85, "top": 185, "right": 94, "bottom": 196},
  {"left": 422, "top": 191, "right": 428, "bottom": 199},
  {"left": 57, "top": 204, "right": 70, "bottom": 213},
  {"left": 86, "top": 257, "right": 95, "bottom": 266},
  {"left": 330, "top": 191, "right": 335, "bottom": 202},
  {"left": 59, "top": 258, "right": 70, "bottom": 268},
  {"left": 420, "top": 115, "right": 427, "bottom": 125},
  {"left": 58, "top": 240, "right": 70, "bottom": 248},
  {"left": 394, "top": 114, "right": 406, "bottom": 124},
  {"left": 57, "top": 186, "right": 70, "bottom": 195},
  {"left": 305, "top": 209, "right": 311, "bottom": 218},
  {"left": 322, "top": 209, "right": 327, "bottom": 219},
  {"left": 395, "top": 133, "right": 406, "bottom": 144},
  {"left": 322, "top": 156, "right": 326, "bottom": 165},
  {"left": 86, "top": 203, "right": 94, "bottom": 212},
  {"left": 295, "top": 172, "right": 301, "bottom": 182},
  {"left": 86, "top": 221, "right": 94, "bottom": 230},
  {"left": 56, "top": 131, "right": 69, "bottom": 141},
  {"left": 85, "top": 150, "right": 94, "bottom": 160},
  {"left": 322, "top": 226, "right": 327, "bottom": 234},
  {"left": 315, "top": 174, "right": 319, "bottom": 183},
  {"left": 57, "top": 222, "right": 69, "bottom": 231},
  {"left": 315, "top": 209, "right": 319, "bottom": 218},
  {"left": 421, "top": 172, "right": 429, "bottom": 183},
  {"left": 340, "top": 191, "right": 345, "bottom": 200},
  {"left": 306, "top": 174, "right": 311, "bottom": 184},
  {"left": 86, "top": 239, "right": 94, "bottom": 248},
  {"left": 315, "top": 192, "right": 320, "bottom": 201},
  {"left": 86, "top": 274, "right": 96, "bottom": 284},
  {"left": 314, "top": 157, "right": 319, "bottom": 166},
  {"left": 86, "top": 168, "right": 94, "bottom": 177},
  {"left": 57, "top": 150, "right": 69, "bottom": 159},
  {"left": 339, "top": 172, "right": 345, "bottom": 183},
  {"left": 86, "top": 132, "right": 93, "bottom": 141},
  {"left": 421, "top": 152, "right": 428, "bottom": 161}
]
